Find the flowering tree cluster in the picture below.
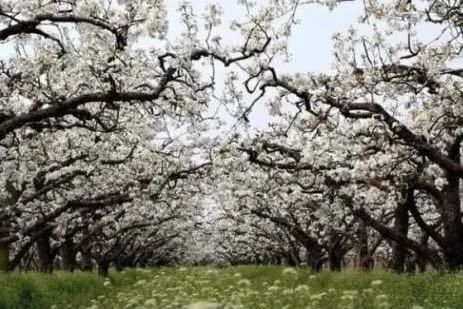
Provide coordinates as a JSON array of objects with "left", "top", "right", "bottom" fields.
[
  {"left": 209, "top": 0, "right": 463, "bottom": 272},
  {"left": 0, "top": 0, "right": 256, "bottom": 274},
  {"left": 1, "top": 0, "right": 463, "bottom": 274}
]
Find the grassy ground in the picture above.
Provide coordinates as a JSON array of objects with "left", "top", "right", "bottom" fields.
[
  {"left": 0, "top": 269, "right": 147, "bottom": 309},
  {"left": 2, "top": 266, "right": 463, "bottom": 308}
]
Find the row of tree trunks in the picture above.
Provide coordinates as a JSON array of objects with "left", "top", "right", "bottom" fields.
[
  {"left": 3, "top": 238, "right": 155, "bottom": 276},
  {"left": 0, "top": 220, "right": 158, "bottom": 275}
]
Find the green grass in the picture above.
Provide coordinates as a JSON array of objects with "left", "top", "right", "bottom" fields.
[
  {"left": 0, "top": 269, "right": 149, "bottom": 309},
  {"left": 90, "top": 266, "right": 463, "bottom": 309},
  {"left": 2, "top": 266, "right": 463, "bottom": 308}
]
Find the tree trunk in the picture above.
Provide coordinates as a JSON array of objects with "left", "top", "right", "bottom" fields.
[
  {"left": 356, "top": 219, "right": 372, "bottom": 271},
  {"left": 391, "top": 189, "right": 412, "bottom": 273},
  {"left": 354, "top": 207, "right": 443, "bottom": 269},
  {"left": 286, "top": 250, "right": 299, "bottom": 266},
  {"left": 138, "top": 258, "right": 148, "bottom": 268},
  {"left": 307, "top": 250, "right": 324, "bottom": 272},
  {"left": 0, "top": 242, "right": 9, "bottom": 272},
  {"left": 80, "top": 247, "right": 93, "bottom": 272},
  {"left": 328, "top": 251, "right": 342, "bottom": 271},
  {"left": 441, "top": 183, "right": 463, "bottom": 269},
  {"left": 98, "top": 260, "right": 110, "bottom": 277},
  {"left": 61, "top": 237, "right": 76, "bottom": 272},
  {"left": 405, "top": 255, "right": 417, "bottom": 273},
  {"left": 441, "top": 140, "right": 463, "bottom": 270},
  {"left": 80, "top": 226, "right": 93, "bottom": 271},
  {"left": 417, "top": 234, "right": 429, "bottom": 272},
  {"left": 0, "top": 216, "right": 9, "bottom": 272},
  {"left": 114, "top": 258, "right": 123, "bottom": 272},
  {"left": 36, "top": 231, "right": 53, "bottom": 273}
]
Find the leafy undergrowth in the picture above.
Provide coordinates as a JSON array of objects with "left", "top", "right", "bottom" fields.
[
  {"left": 88, "top": 266, "right": 463, "bottom": 309},
  {"left": 2, "top": 266, "right": 463, "bottom": 309}
]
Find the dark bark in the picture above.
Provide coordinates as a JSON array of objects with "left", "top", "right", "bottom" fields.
[
  {"left": 80, "top": 225, "right": 93, "bottom": 271},
  {"left": 391, "top": 189, "right": 412, "bottom": 273},
  {"left": 326, "top": 231, "right": 349, "bottom": 271},
  {"left": 80, "top": 246, "right": 93, "bottom": 271},
  {"left": 9, "top": 227, "right": 50, "bottom": 272},
  {"left": 36, "top": 230, "right": 53, "bottom": 273},
  {"left": 441, "top": 138, "right": 463, "bottom": 270},
  {"left": 405, "top": 255, "right": 417, "bottom": 273},
  {"left": 285, "top": 249, "right": 300, "bottom": 266},
  {"left": 0, "top": 215, "right": 10, "bottom": 272},
  {"left": 328, "top": 251, "right": 343, "bottom": 271},
  {"left": 306, "top": 250, "right": 324, "bottom": 272},
  {"left": 97, "top": 260, "right": 110, "bottom": 277},
  {"left": 61, "top": 237, "right": 76, "bottom": 272},
  {"left": 417, "top": 234, "right": 429, "bottom": 272},
  {"left": 0, "top": 242, "right": 8, "bottom": 272},
  {"left": 353, "top": 207, "right": 443, "bottom": 269},
  {"left": 114, "top": 259, "right": 123, "bottom": 272},
  {"left": 356, "top": 219, "right": 373, "bottom": 271},
  {"left": 138, "top": 259, "right": 148, "bottom": 268},
  {"left": 251, "top": 210, "right": 324, "bottom": 270}
]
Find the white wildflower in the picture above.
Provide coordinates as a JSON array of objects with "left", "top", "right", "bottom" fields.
[
  {"left": 237, "top": 279, "right": 251, "bottom": 287},
  {"left": 371, "top": 279, "right": 383, "bottom": 286},
  {"left": 184, "top": 301, "right": 222, "bottom": 309},
  {"left": 282, "top": 267, "right": 298, "bottom": 276},
  {"left": 295, "top": 284, "right": 309, "bottom": 292}
]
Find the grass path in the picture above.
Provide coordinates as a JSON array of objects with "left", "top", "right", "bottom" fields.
[
  {"left": 88, "top": 266, "right": 463, "bottom": 309},
  {"left": 1, "top": 266, "right": 463, "bottom": 308}
]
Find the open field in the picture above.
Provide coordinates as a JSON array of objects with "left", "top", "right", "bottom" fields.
[{"left": 1, "top": 266, "right": 463, "bottom": 309}]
